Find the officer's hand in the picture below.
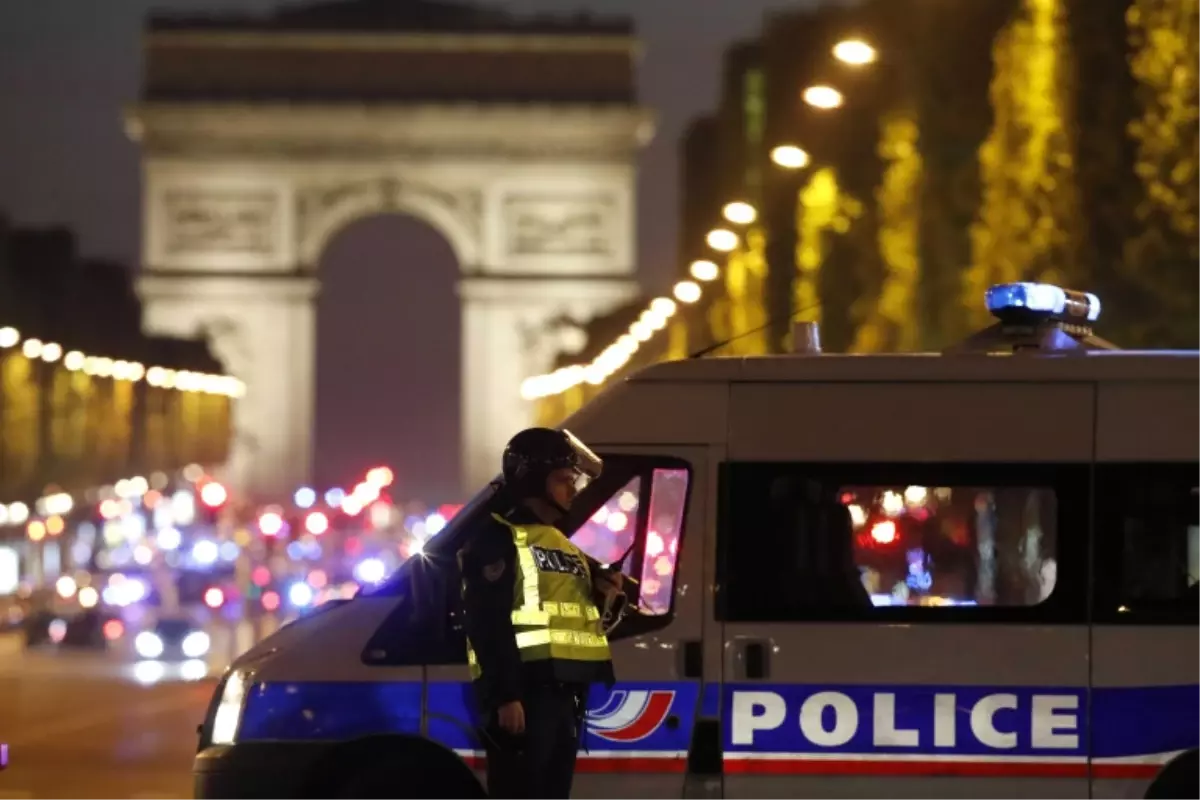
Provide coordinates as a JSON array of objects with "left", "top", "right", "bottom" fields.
[
  {"left": 594, "top": 570, "right": 624, "bottom": 596},
  {"left": 497, "top": 700, "right": 525, "bottom": 735}
]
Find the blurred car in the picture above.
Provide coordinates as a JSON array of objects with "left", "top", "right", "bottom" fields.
[
  {"left": 133, "top": 616, "right": 211, "bottom": 662},
  {"left": 24, "top": 607, "right": 120, "bottom": 649},
  {"left": 0, "top": 596, "right": 26, "bottom": 632}
]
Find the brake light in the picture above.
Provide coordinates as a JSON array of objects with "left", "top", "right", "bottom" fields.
[
  {"left": 103, "top": 619, "right": 124, "bottom": 640},
  {"left": 871, "top": 520, "right": 897, "bottom": 545}
]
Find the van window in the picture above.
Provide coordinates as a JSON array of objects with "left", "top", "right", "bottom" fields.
[
  {"left": 717, "top": 462, "right": 1086, "bottom": 622},
  {"left": 572, "top": 476, "right": 642, "bottom": 568},
  {"left": 568, "top": 468, "right": 690, "bottom": 617},
  {"left": 1094, "top": 463, "right": 1199, "bottom": 623},
  {"left": 638, "top": 467, "right": 689, "bottom": 615}
]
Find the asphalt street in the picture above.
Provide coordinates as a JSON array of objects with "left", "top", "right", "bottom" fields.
[{"left": 0, "top": 633, "right": 215, "bottom": 799}]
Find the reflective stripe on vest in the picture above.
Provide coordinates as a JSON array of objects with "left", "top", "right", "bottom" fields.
[{"left": 466, "top": 514, "right": 611, "bottom": 679}]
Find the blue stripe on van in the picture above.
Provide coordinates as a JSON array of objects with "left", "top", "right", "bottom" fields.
[{"left": 237, "top": 680, "right": 1196, "bottom": 777}]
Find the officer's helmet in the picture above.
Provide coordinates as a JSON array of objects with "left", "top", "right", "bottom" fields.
[{"left": 502, "top": 428, "right": 602, "bottom": 499}]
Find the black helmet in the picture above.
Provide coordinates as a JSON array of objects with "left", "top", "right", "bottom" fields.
[{"left": 502, "top": 428, "right": 602, "bottom": 499}]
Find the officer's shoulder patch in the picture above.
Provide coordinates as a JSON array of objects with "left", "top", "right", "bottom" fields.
[{"left": 482, "top": 559, "right": 506, "bottom": 582}]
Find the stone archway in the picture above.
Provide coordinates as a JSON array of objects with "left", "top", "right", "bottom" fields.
[
  {"left": 128, "top": 3, "right": 651, "bottom": 498},
  {"left": 297, "top": 178, "right": 481, "bottom": 270}
]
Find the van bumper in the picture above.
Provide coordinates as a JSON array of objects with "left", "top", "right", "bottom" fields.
[{"left": 194, "top": 742, "right": 332, "bottom": 799}]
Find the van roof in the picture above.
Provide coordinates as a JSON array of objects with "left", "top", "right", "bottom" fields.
[{"left": 627, "top": 350, "right": 1199, "bottom": 385}]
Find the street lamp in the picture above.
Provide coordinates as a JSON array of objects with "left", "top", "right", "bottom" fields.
[
  {"left": 803, "top": 85, "right": 844, "bottom": 110},
  {"left": 833, "top": 39, "right": 877, "bottom": 66},
  {"left": 650, "top": 296, "right": 677, "bottom": 315},
  {"left": 673, "top": 281, "right": 702, "bottom": 304},
  {"left": 689, "top": 259, "right": 719, "bottom": 282},
  {"left": 722, "top": 201, "right": 758, "bottom": 225},
  {"left": 706, "top": 228, "right": 739, "bottom": 252},
  {"left": 770, "top": 145, "right": 810, "bottom": 170}
]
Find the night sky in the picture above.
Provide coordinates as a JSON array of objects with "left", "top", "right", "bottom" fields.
[{"left": 0, "top": 0, "right": 818, "bottom": 502}]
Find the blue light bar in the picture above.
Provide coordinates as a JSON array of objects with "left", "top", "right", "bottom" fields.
[{"left": 985, "top": 282, "right": 1101, "bottom": 323}]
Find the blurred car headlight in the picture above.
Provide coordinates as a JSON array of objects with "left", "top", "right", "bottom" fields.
[
  {"left": 210, "top": 671, "right": 248, "bottom": 746},
  {"left": 182, "top": 630, "right": 210, "bottom": 658},
  {"left": 134, "top": 631, "right": 163, "bottom": 659}
]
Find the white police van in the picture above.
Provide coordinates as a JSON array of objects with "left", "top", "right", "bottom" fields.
[{"left": 195, "top": 284, "right": 1198, "bottom": 799}]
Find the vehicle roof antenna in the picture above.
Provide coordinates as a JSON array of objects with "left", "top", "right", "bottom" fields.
[{"left": 687, "top": 301, "right": 822, "bottom": 359}]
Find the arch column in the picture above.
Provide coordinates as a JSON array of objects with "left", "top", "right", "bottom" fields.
[
  {"left": 458, "top": 275, "right": 638, "bottom": 491},
  {"left": 138, "top": 273, "right": 320, "bottom": 499}
]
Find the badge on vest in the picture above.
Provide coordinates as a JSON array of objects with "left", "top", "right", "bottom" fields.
[
  {"left": 482, "top": 560, "right": 507, "bottom": 582},
  {"left": 529, "top": 545, "right": 588, "bottom": 579}
]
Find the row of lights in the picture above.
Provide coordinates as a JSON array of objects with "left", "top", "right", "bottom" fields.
[
  {"left": 1, "top": 463, "right": 217, "bottom": 536},
  {"left": 518, "top": 38, "right": 877, "bottom": 401},
  {"left": 0, "top": 326, "right": 245, "bottom": 398}
]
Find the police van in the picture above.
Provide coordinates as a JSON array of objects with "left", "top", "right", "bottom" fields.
[{"left": 194, "top": 284, "right": 1199, "bottom": 799}]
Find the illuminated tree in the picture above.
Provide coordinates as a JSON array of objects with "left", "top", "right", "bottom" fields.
[
  {"left": 852, "top": 111, "right": 924, "bottom": 353},
  {"left": 967, "top": 0, "right": 1083, "bottom": 329},
  {"left": 795, "top": 168, "right": 864, "bottom": 332},
  {"left": 704, "top": 227, "right": 770, "bottom": 357},
  {"left": 736, "top": 228, "right": 770, "bottom": 355},
  {"left": 1122, "top": 0, "right": 1199, "bottom": 344},
  {"left": 666, "top": 317, "right": 690, "bottom": 361},
  {"left": 1062, "top": 0, "right": 1138, "bottom": 324},
  {"left": 1, "top": 353, "right": 40, "bottom": 494}
]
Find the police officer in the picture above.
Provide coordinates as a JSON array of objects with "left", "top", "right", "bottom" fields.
[{"left": 459, "top": 428, "right": 625, "bottom": 799}]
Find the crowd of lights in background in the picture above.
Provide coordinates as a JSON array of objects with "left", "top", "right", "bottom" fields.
[
  {"left": 0, "top": 460, "right": 465, "bottom": 643},
  {"left": 6, "top": 459, "right": 709, "bottom": 655},
  {"left": 519, "top": 38, "right": 880, "bottom": 401},
  {"left": 0, "top": 326, "right": 246, "bottom": 397}
]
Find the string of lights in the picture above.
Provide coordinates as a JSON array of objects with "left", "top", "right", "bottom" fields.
[
  {"left": 519, "top": 37, "right": 878, "bottom": 402},
  {"left": 518, "top": 212, "right": 761, "bottom": 401},
  {"left": 0, "top": 325, "right": 245, "bottom": 398}
]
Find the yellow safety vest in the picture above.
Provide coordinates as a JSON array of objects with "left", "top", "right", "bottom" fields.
[{"left": 467, "top": 514, "right": 612, "bottom": 680}]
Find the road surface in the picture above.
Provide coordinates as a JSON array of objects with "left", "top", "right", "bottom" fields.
[{"left": 0, "top": 632, "right": 214, "bottom": 799}]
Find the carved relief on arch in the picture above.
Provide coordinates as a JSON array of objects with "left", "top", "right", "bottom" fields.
[
  {"left": 195, "top": 315, "right": 254, "bottom": 381},
  {"left": 295, "top": 178, "right": 482, "bottom": 269}
]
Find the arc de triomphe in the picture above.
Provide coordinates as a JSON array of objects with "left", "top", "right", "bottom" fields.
[{"left": 126, "top": 1, "right": 650, "bottom": 499}]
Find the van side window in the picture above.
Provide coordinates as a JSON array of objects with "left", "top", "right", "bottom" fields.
[
  {"left": 718, "top": 462, "right": 1085, "bottom": 622},
  {"left": 1094, "top": 463, "right": 1199, "bottom": 623}
]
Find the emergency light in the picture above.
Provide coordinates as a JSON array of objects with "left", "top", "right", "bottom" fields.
[{"left": 985, "top": 282, "right": 1101, "bottom": 324}]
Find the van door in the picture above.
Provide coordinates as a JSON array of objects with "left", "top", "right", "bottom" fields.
[
  {"left": 717, "top": 458, "right": 1092, "bottom": 799},
  {"left": 422, "top": 447, "right": 708, "bottom": 799},
  {"left": 1090, "top": 462, "right": 1199, "bottom": 799},
  {"left": 568, "top": 445, "right": 709, "bottom": 799}
]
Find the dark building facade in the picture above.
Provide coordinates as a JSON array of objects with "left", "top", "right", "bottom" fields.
[{"left": 0, "top": 218, "right": 238, "bottom": 501}]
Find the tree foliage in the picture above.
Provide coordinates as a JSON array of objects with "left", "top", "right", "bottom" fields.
[
  {"left": 967, "top": 0, "right": 1084, "bottom": 329},
  {"left": 707, "top": 226, "right": 769, "bottom": 356},
  {"left": 852, "top": 111, "right": 924, "bottom": 353},
  {"left": 1121, "top": 0, "right": 1200, "bottom": 343},
  {"left": 795, "top": 168, "right": 863, "bottom": 332}
]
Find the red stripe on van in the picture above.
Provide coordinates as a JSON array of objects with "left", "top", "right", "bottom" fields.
[
  {"left": 725, "top": 758, "right": 1085, "bottom": 778},
  {"left": 725, "top": 757, "right": 1160, "bottom": 780}
]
